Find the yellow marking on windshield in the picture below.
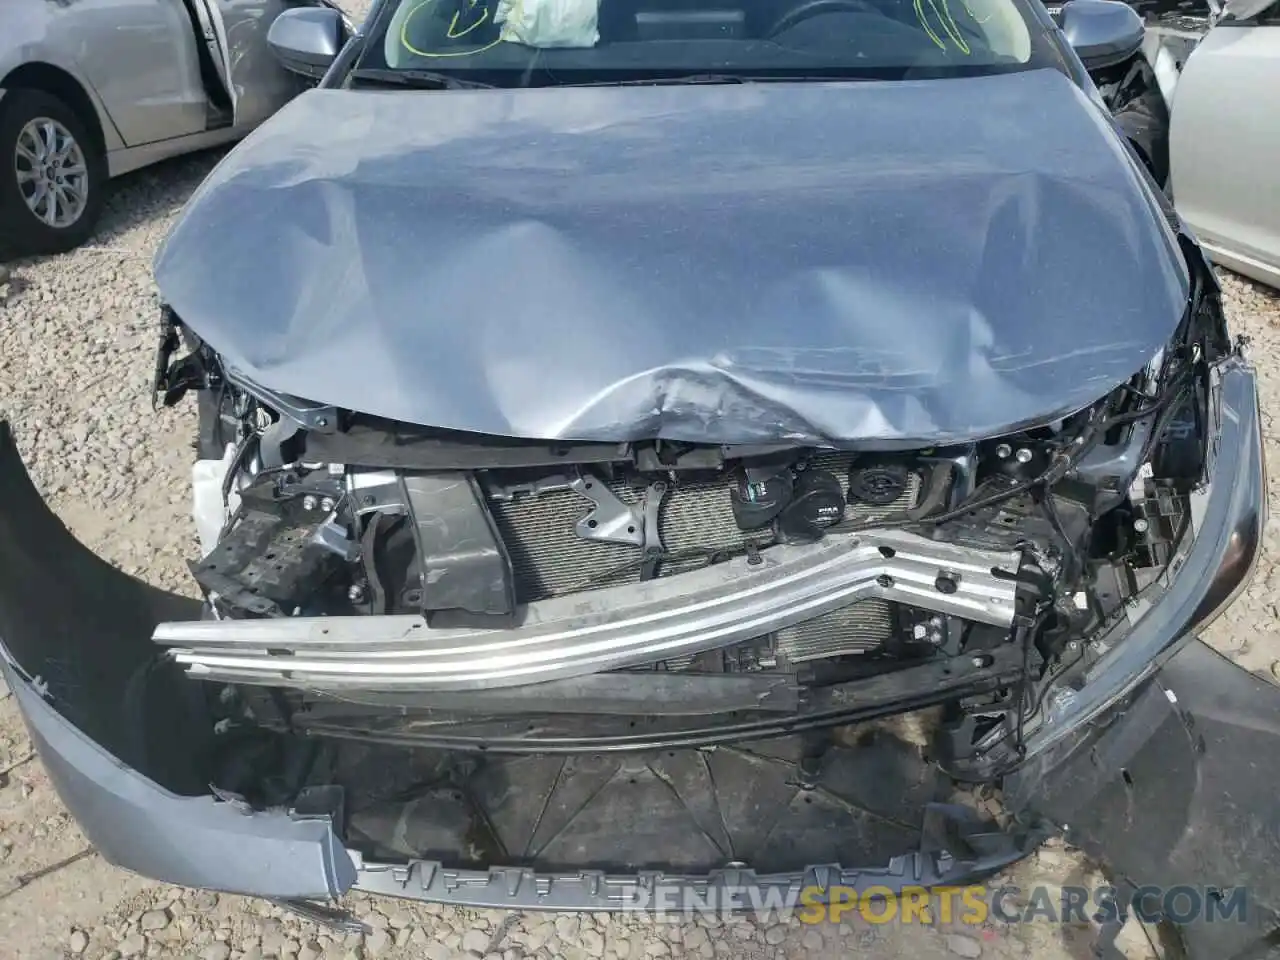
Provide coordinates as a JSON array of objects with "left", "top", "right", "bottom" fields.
[
  {"left": 913, "top": 0, "right": 972, "bottom": 54},
  {"left": 448, "top": 0, "right": 490, "bottom": 38},
  {"left": 401, "top": 0, "right": 974, "bottom": 62},
  {"left": 913, "top": 0, "right": 947, "bottom": 49},
  {"left": 937, "top": 0, "right": 971, "bottom": 51},
  {"left": 401, "top": 0, "right": 505, "bottom": 57}
]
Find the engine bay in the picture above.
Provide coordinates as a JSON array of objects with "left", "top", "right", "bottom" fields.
[{"left": 148, "top": 286, "right": 1220, "bottom": 779}]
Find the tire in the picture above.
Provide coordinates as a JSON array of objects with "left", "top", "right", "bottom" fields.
[{"left": 0, "top": 88, "right": 107, "bottom": 258}]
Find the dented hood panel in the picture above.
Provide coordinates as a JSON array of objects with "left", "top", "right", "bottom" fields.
[{"left": 154, "top": 69, "right": 1188, "bottom": 444}]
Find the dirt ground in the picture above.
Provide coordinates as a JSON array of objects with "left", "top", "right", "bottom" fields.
[{"left": 3, "top": 8, "right": 1280, "bottom": 954}]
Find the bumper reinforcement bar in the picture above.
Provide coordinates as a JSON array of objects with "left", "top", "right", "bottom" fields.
[{"left": 154, "top": 529, "right": 1021, "bottom": 691}]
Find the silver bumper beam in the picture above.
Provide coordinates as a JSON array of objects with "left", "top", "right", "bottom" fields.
[{"left": 153, "top": 529, "right": 1022, "bottom": 691}]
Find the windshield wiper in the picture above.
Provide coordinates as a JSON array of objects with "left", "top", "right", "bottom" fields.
[
  {"left": 570, "top": 73, "right": 750, "bottom": 86},
  {"left": 348, "top": 68, "right": 497, "bottom": 90},
  {"left": 567, "top": 73, "right": 881, "bottom": 87}
]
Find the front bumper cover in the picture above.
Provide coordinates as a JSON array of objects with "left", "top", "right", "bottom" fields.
[
  {"left": 0, "top": 657, "right": 356, "bottom": 901},
  {"left": 1, "top": 645, "right": 1044, "bottom": 903},
  {"left": 0, "top": 665, "right": 1039, "bottom": 907}
]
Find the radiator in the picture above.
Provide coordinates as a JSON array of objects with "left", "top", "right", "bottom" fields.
[{"left": 487, "top": 457, "right": 917, "bottom": 664}]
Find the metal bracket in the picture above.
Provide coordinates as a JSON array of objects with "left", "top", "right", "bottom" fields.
[
  {"left": 639, "top": 480, "right": 668, "bottom": 580},
  {"left": 224, "top": 367, "right": 339, "bottom": 434},
  {"left": 312, "top": 516, "right": 360, "bottom": 562},
  {"left": 346, "top": 470, "right": 406, "bottom": 516},
  {"left": 571, "top": 472, "right": 645, "bottom": 547}
]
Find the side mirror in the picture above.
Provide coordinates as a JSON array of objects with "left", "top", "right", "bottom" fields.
[
  {"left": 268, "top": 7, "right": 344, "bottom": 79},
  {"left": 1059, "top": 0, "right": 1146, "bottom": 71}
]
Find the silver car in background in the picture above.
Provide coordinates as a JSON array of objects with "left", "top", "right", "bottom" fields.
[
  {"left": 0, "top": 0, "right": 351, "bottom": 256},
  {"left": 1142, "top": 0, "right": 1280, "bottom": 287}
]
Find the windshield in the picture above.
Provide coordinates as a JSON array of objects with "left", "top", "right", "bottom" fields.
[{"left": 355, "top": 0, "right": 1059, "bottom": 84}]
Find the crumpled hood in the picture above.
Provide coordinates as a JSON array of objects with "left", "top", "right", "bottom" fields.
[{"left": 155, "top": 68, "right": 1188, "bottom": 445}]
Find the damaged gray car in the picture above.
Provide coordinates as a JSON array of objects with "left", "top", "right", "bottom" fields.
[{"left": 1, "top": 0, "right": 1277, "bottom": 955}]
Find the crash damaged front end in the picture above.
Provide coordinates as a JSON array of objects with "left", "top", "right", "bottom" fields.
[
  {"left": 0, "top": 417, "right": 1043, "bottom": 905},
  {"left": 0, "top": 258, "right": 1268, "bottom": 923}
]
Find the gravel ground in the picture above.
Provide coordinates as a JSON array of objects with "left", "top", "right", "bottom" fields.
[{"left": 3, "top": 8, "right": 1280, "bottom": 954}]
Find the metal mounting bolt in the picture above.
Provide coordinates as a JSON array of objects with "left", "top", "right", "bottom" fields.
[
  {"left": 934, "top": 572, "right": 959, "bottom": 595},
  {"left": 1133, "top": 518, "right": 1150, "bottom": 533},
  {"left": 347, "top": 583, "right": 366, "bottom": 603},
  {"left": 912, "top": 623, "right": 928, "bottom": 641},
  {"left": 876, "top": 574, "right": 894, "bottom": 589},
  {"left": 302, "top": 494, "right": 317, "bottom": 511},
  {"left": 995, "top": 443, "right": 1012, "bottom": 459},
  {"left": 314, "top": 417, "right": 329, "bottom": 428},
  {"left": 320, "top": 496, "right": 335, "bottom": 512},
  {"left": 1015, "top": 448, "right": 1033, "bottom": 464}
]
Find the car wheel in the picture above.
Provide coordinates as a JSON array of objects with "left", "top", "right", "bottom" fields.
[{"left": 0, "top": 89, "right": 106, "bottom": 258}]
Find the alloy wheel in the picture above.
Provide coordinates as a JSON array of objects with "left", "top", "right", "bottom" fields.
[{"left": 13, "top": 116, "right": 90, "bottom": 229}]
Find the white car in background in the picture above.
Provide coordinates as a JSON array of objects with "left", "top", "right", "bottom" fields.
[
  {"left": 0, "top": 0, "right": 351, "bottom": 257},
  {"left": 1143, "top": 0, "right": 1280, "bottom": 287}
]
